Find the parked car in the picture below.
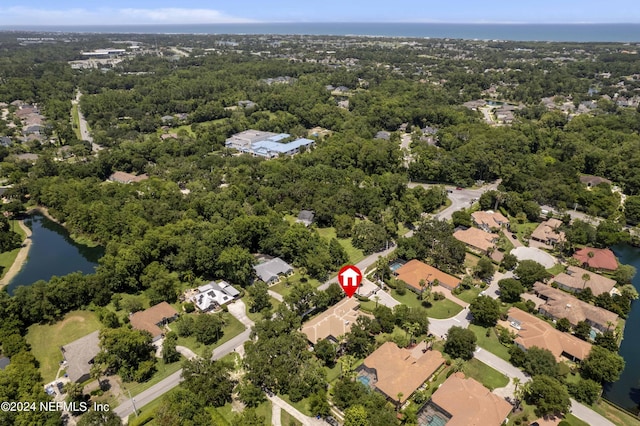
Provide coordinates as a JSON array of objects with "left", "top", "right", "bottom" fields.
[
  {"left": 325, "top": 416, "right": 339, "bottom": 426},
  {"left": 456, "top": 186, "right": 463, "bottom": 190}
]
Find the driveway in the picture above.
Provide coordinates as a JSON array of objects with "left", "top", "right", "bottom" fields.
[
  {"left": 370, "top": 287, "right": 400, "bottom": 308},
  {"left": 428, "top": 308, "right": 471, "bottom": 338},
  {"left": 484, "top": 271, "right": 514, "bottom": 300},
  {"left": 267, "top": 395, "right": 326, "bottom": 426}
]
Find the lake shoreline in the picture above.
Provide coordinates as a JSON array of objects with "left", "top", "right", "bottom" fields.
[{"left": 0, "top": 220, "right": 33, "bottom": 289}]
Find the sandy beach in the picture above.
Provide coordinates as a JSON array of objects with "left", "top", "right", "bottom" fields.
[{"left": 0, "top": 220, "right": 33, "bottom": 289}]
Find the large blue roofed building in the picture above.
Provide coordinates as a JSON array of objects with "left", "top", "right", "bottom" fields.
[{"left": 225, "top": 130, "right": 314, "bottom": 158}]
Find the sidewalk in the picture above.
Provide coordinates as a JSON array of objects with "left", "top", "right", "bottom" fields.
[{"left": 267, "top": 395, "right": 325, "bottom": 426}]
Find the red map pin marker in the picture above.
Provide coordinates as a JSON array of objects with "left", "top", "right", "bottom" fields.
[{"left": 338, "top": 265, "right": 362, "bottom": 298}]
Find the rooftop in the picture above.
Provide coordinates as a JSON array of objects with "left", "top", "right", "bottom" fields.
[
  {"left": 61, "top": 331, "right": 100, "bottom": 383},
  {"left": 573, "top": 247, "right": 618, "bottom": 271},
  {"left": 253, "top": 257, "right": 293, "bottom": 283},
  {"left": 453, "top": 227, "right": 497, "bottom": 252},
  {"left": 506, "top": 307, "right": 592, "bottom": 361},
  {"left": 394, "top": 259, "right": 460, "bottom": 291},
  {"left": 553, "top": 266, "right": 616, "bottom": 296},
  {"left": 129, "top": 302, "right": 178, "bottom": 339},
  {"left": 471, "top": 210, "right": 509, "bottom": 229},
  {"left": 430, "top": 372, "right": 512, "bottom": 426},
  {"left": 109, "top": 171, "right": 149, "bottom": 184},
  {"left": 362, "top": 341, "right": 445, "bottom": 404},
  {"left": 531, "top": 219, "right": 565, "bottom": 244},
  {"left": 301, "top": 297, "right": 365, "bottom": 344}
]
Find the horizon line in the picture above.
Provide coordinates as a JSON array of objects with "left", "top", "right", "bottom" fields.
[{"left": 3, "top": 21, "right": 640, "bottom": 26}]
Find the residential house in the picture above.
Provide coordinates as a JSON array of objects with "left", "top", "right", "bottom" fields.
[
  {"left": 533, "top": 282, "right": 619, "bottom": 332},
  {"left": 530, "top": 218, "right": 565, "bottom": 246},
  {"left": 573, "top": 247, "right": 618, "bottom": 271},
  {"left": 356, "top": 341, "right": 445, "bottom": 405},
  {"left": 301, "top": 297, "right": 365, "bottom": 344},
  {"left": 108, "top": 171, "right": 149, "bottom": 184},
  {"left": 394, "top": 259, "right": 461, "bottom": 292},
  {"left": 374, "top": 131, "right": 391, "bottom": 140},
  {"left": 296, "top": 210, "right": 315, "bottom": 227},
  {"left": 253, "top": 257, "right": 294, "bottom": 284},
  {"left": 60, "top": 331, "right": 100, "bottom": 383},
  {"left": 471, "top": 210, "right": 509, "bottom": 232},
  {"left": 0, "top": 356, "right": 9, "bottom": 370},
  {"left": 15, "top": 153, "right": 39, "bottom": 162},
  {"left": 579, "top": 175, "right": 612, "bottom": 188},
  {"left": 129, "top": 302, "right": 179, "bottom": 342},
  {"left": 553, "top": 266, "right": 616, "bottom": 296},
  {"left": 191, "top": 281, "right": 240, "bottom": 311},
  {"left": 0, "top": 136, "right": 12, "bottom": 147},
  {"left": 453, "top": 227, "right": 498, "bottom": 255},
  {"left": 505, "top": 307, "right": 592, "bottom": 362},
  {"left": 425, "top": 372, "right": 512, "bottom": 426}
]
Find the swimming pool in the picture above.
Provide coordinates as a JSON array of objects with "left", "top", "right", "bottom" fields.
[{"left": 357, "top": 375, "right": 371, "bottom": 386}]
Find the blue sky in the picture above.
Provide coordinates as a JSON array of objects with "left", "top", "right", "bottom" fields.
[{"left": 0, "top": 1, "right": 638, "bottom": 25}]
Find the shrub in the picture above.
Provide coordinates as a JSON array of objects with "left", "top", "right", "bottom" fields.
[
  {"left": 433, "top": 292, "right": 445, "bottom": 301},
  {"left": 183, "top": 302, "right": 195, "bottom": 313}
]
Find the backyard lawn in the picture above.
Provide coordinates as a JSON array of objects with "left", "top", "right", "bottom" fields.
[
  {"left": 456, "top": 286, "right": 482, "bottom": 304},
  {"left": 0, "top": 220, "right": 27, "bottom": 280},
  {"left": 469, "top": 324, "right": 511, "bottom": 361},
  {"left": 173, "top": 312, "right": 246, "bottom": 358},
  {"left": 463, "top": 358, "right": 509, "bottom": 390},
  {"left": 269, "top": 273, "right": 321, "bottom": 298},
  {"left": 391, "top": 290, "right": 463, "bottom": 319},
  {"left": 26, "top": 310, "right": 102, "bottom": 382},
  {"left": 510, "top": 221, "right": 539, "bottom": 241},
  {"left": 126, "top": 357, "right": 184, "bottom": 397},
  {"left": 316, "top": 226, "right": 365, "bottom": 264}
]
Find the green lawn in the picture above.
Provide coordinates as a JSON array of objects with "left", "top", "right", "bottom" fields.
[
  {"left": 563, "top": 414, "right": 591, "bottom": 426},
  {"left": 245, "top": 296, "right": 281, "bottom": 324},
  {"left": 0, "top": 220, "right": 27, "bottom": 280},
  {"left": 281, "top": 409, "right": 303, "bottom": 426},
  {"left": 127, "top": 387, "right": 180, "bottom": 426},
  {"left": 280, "top": 394, "right": 313, "bottom": 417},
  {"left": 269, "top": 273, "right": 321, "bottom": 298},
  {"left": 217, "top": 400, "right": 272, "bottom": 425},
  {"left": 510, "top": 221, "right": 539, "bottom": 241},
  {"left": 469, "top": 324, "right": 511, "bottom": 361},
  {"left": 26, "top": 310, "right": 102, "bottom": 382},
  {"left": 126, "top": 357, "right": 184, "bottom": 397},
  {"left": 464, "top": 252, "right": 481, "bottom": 270},
  {"left": 456, "top": 286, "right": 482, "bottom": 304},
  {"left": 391, "top": 290, "right": 463, "bottom": 319},
  {"left": 591, "top": 399, "right": 640, "bottom": 426},
  {"left": 547, "top": 263, "right": 566, "bottom": 276},
  {"left": 174, "top": 313, "right": 246, "bottom": 358},
  {"left": 316, "top": 226, "right": 365, "bottom": 264},
  {"left": 463, "top": 358, "right": 508, "bottom": 390}
]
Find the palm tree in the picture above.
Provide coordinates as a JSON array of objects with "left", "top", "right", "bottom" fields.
[
  {"left": 419, "top": 279, "right": 427, "bottom": 300},
  {"left": 424, "top": 334, "right": 436, "bottom": 350},
  {"left": 404, "top": 322, "right": 421, "bottom": 346},
  {"left": 396, "top": 392, "right": 404, "bottom": 410},
  {"left": 339, "top": 354, "right": 357, "bottom": 380},
  {"left": 606, "top": 321, "right": 614, "bottom": 332},
  {"left": 374, "top": 295, "right": 380, "bottom": 308},
  {"left": 582, "top": 273, "right": 591, "bottom": 290},
  {"left": 452, "top": 358, "right": 465, "bottom": 373},
  {"left": 513, "top": 378, "right": 524, "bottom": 411}
]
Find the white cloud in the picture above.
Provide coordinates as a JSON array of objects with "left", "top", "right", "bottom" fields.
[{"left": 0, "top": 6, "right": 256, "bottom": 25}]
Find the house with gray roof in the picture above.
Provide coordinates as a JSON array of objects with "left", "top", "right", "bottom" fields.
[
  {"left": 254, "top": 257, "right": 294, "bottom": 284},
  {"left": 0, "top": 356, "right": 10, "bottom": 370},
  {"left": 191, "top": 281, "right": 240, "bottom": 311},
  {"left": 296, "top": 210, "right": 315, "bottom": 227},
  {"left": 61, "top": 331, "right": 100, "bottom": 383}
]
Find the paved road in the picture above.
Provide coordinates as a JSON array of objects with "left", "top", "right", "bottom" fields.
[
  {"left": 114, "top": 301, "right": 254, "bottom": 420},
  {"left": 268, "top": 289, "right": 284, "bottom": 302},
  {"left": 267, "top": 395, "right": 325, "bottom": 426},
  {"left": 484, "top": 270, "right": 514, "bottom": 300},
  {"left": 428, "top": 308, "right": 471, "bottom": 338},
  {"left": 73, "top": 91, "right": 102, "bottom": 153},
  {"left": 570, "top": 399, "right": 616, "bottom": 426},
  {"left": 474, "top": 348, "right": 528, "bottom": 382},
  {"left": 272, "top": 403, "right": 282, "bottom": 426},
  {"left": 408, "top": 180, "right": 501, "bottom": 220}
]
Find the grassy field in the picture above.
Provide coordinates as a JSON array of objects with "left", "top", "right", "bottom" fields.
[
  {"left": 281, "top": 409, "right": 303, "bottom": 426},
  {"left": 0, "top": 220, "right": 27, "bottom": 280},
  {"left": 218, "top": 400, "right": 272, "bottom": 425},
  {"left": 463, "top": 358, "right": 508, "bottom": 390},
  {"left": 127, "top": 387, "right": 180, "bottom": 426},
  {"left": 316, "top": 226, "right": 365, "bottom": 264},
  {"left": 280, "top": 394, "right": 313, "bottom": 417},
  {"left": 464, "top": 252, "right": 481, "bottom": 270},
  {"left": 269, "top": 273, "right": 322, "bottom": 298},
  {"left": 469, "top": 324, "right": 511, "bottom": 361},
  {"left": 510, "top": 221, "right": 539, "bottom": 241},
  {"left": 391, "top": 290, "right": 463, "bottom": 319},
  {"left": 26, "top": 310, "right": 102, "bottom": 382},
  {"left": 547, "top": 263, "right": 566, "bottom": 276},
  {"left": 70, "top": 104, "right": 82, "bottom": 140},
  {"left": 456, "top": 286, "right": 482, "bottom": 304},
  {"left": 126, "top": 357, "right": 184, "bottom": 397},
  {"left": 174, "top": 312, "right": 246, "bottom": 358},
  {"left": 245, "top": 296, "right": 282, "bottom": 323},
  {"left": 591, "top": 399, "right": 640, "bottom": 426}
]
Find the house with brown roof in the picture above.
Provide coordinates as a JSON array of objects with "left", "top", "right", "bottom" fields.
[
  {"left": 553, "top": 266, "right": 616, "bottom": 296},
  {"left": 505, "top": 307, "right": 592, "bottom": 362},
  {"left": 453, "top": 227, "right": 497, "bottom": 254},
  {"left": 531, "top": 218, "right": 565, "bottom": 246},
  {"left": 301, "top": 297, "right": 366, "bottom": 344},
  {"left": 580, "top": 175, "right": 612, "bottom": 188},
  {"left": 573, "top": 247, "right": 618, "bottom": 271},
  {"left": 426, "top": 372, "right": 512, "bottom": 426},
  {"left": 471, "top": 210, "right": 509, "bottom": 233},
  {"left": 357, "top": 341, "right": 444, "bottom": 405},
  {"left": 108, "top": 171, "right": 149, "bottom": 184},
  {"left": 532, "top": 282, "right": 619, "bottom": 332},
  {"left": 394, "top": 259, "right": 461, "bottom": 292},
  {"left": 129, "top": 302, "right": 179, "bottom": 342}
]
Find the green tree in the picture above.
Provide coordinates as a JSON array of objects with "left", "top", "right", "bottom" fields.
[
  {"left": 335, "top": 214, "right": 355, "bottom": 238},
  {"left": 95, "top": 327, "right": 156, "bottom": 381},
  {"left": 237, "top": 381, "right": 266, "bottom": 408},
  {"left": 329, "top": 238, "right": 349, "bottom": 267},
  {"left": 154, "top": 389, "right": 210, "bottom": 426},
  {"left": 594, "top": 330, "right": 618, "bottom": 352},
  {"left": 247, "top": 282, "right": 272, "bottom": 313},
  {"left": 515, "top": 260, "right": 550, "bottom": 289},
  {"left": 524, "top": 375, "right": 571, "bottom": 417},
  {"left": 469, "top": 296, "right": 500, "bottom": 327},
  {"left": 556, "top": 318, "right": 571, "bottom": 332},
  {"left": 501, "top": 253, "right": 518, "bottom": 270},
  {"left": 193, "top": 313, "right": 225, "bottom": 345},
  {"left": 217, "top": 246, "right": 255, "bottom": 286},
  {"left": 162, "top": 331, "right": 180, "bottom": 363},
  {"left": 614, "top": 265, "right": 637, "bottom": 285},
  {"left": 474, "top": 257, "right": 494, "bottom": 280},
  {"left": 314, "top": 339, "right": 337, "bottom": 367},
  {"left": 498, "top": 278, "right": 525, "bottom": 303},
  {"left": 522, "top": 347, "right": 558, "bottom": 377},
  {"left": 568, "top": 378, "right": 602, "bottom": 405},
  {"left": 444, "top": 326, "right": 476, "bottom": 360},
  {"left": 574, "top": 321, "right": 592, "bottom": 341},
  {"left": 77, "top": 409, "right": 122, "bottom": 426},
  {"left": 352, "top": 221, "right": 387, "bottom": 254},
  {"left": 581, "top": 346, "right": 625, "bottom": 383},
  {"left": 230, "top": 408, "right": 265, "bottom": 426},
  {"left": 181, "top": 358, "right": 235, "bottom": 407},
  {"left": 344, "top": 405, "right": 369, "bottom": 426}
]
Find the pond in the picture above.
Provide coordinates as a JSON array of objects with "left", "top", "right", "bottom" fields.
[
  {"left": 6, "top": 214, "right": 104, "bottom": 295},
  {"left": 603, "top": 244, "right": 640, "bottom": 414}
]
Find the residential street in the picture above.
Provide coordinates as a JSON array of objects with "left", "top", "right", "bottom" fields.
[
  {"left": 73, "top": 90, "right": 102, "bottom": 152},
  {"left": 114, "top": 300, "right": 254, "bottom": 420},
  {"left": 428, "top": 308, "right": 471, "bottom": 338}
]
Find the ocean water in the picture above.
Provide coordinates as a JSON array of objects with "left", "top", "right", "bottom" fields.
[{"left": 2, "top": 23, "right": 640, "bottom": 42}]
